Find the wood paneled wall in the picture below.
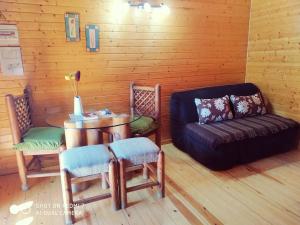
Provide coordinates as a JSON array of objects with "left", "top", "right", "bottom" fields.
[
  {"left": 246, "top": 0, "right": 300, "bottom": 121},
  {"left": 0, "top": 0, "right": 250, "bottom": 174}
]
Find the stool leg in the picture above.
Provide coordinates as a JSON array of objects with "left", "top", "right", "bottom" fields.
[
  {"left": 143, "top": 163, "right": 149, "bottom": 180},
  {"left": 61, "top": 170, "right": 75, "bottom": 225},
  {"left": 157, "top": 151, "right": 165, "bottom": 198},
  {"left": 101, "top": 172, "right": 109, "bottom": 189},
  {"left": 109, "top": 160, "right": 119, "bottom": 210},
  {"left": 119, "top": 159, "right": 127, "bottom": 209}
]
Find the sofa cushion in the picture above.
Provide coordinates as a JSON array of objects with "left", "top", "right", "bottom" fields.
[
  {"left": 230, "top": 93, "right": 267, "bottom": 118},
  {"left": 185, "top": 114, "right": 298, "bottom": 149},
  {"left": 195, "top": 95, "right": 233, "bottom": 124},
  {"left": 14, "top": 127, "right": 65, "bottom": 151}
]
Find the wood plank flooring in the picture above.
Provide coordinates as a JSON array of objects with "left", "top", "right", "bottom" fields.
[{"left": 1, "top": 143, "right": 300, "bottom": 225}]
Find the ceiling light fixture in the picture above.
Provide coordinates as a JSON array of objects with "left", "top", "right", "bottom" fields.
[
  {"left": 160, "top": 3, "right": 170, "bottom": 14},
  {"left": 144, "top": 2, "right": 152, "bottom": 12},
  {"left": 127, "top": 1, "right": 170, "bottom": 13}
]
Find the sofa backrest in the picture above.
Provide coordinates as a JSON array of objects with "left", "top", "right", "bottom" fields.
[{"left": 170, "top": 83, "right": 260, "bottom": 125}]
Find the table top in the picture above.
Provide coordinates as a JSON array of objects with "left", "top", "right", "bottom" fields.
[{"left": 46, "top": 112, "right": 141, "bottom": 130}]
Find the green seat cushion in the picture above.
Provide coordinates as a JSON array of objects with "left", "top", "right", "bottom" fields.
[
  {"left": 130, "top": 116, "right": 158, "bottom": 134},
  {"left": 14, "top": 127, "right": 65, "bottom": 151}
]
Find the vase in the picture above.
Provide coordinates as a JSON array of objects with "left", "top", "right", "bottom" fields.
[{"left": 74, "top": 96, "right": 83, "bottom": 115}]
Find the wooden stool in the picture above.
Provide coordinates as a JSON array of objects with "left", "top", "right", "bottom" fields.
[
  {"left": 59, "top": 145, "right": 119, "bottom": 225},
  {"left": 110, "top": 137, "right": 165, "bottom": 209}
]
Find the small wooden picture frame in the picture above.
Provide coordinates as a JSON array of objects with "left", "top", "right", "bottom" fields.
[
  {"left": 65, "top": 12, "right": 80, "bottom": 42},
  {"left": 85, "top": 24, "right": 100, "bottom": 52}
]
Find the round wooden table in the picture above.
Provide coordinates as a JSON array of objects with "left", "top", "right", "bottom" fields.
[{"left": 46, "top": 113, "right": 141, "bottom": 149}]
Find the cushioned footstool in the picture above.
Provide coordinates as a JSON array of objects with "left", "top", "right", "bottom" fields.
[
  {"left": 110, "top": 137, "right": 165, "bottom": 208},
  {"left": 59, "top": 145, "right": 119, "bottom": 225}
]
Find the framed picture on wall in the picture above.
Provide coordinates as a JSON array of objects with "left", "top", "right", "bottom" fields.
[
  {"left": 85, "top": 24, "right": 100, "bottom": 52},
  {"left": 64, "top": 12, "right": 80, "bottom": 42}
]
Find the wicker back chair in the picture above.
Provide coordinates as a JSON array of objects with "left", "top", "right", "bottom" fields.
[
  {"left": 130, "top": 82, "right": 161, "bottom": 147},
  {"left": 6, "top": 89, "right": 33, "bottom": 145},
  {"left": 5, "top": 89, "right": 65, "bottom": 191}
]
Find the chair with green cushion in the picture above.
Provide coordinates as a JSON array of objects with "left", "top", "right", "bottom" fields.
[
  {"left": 130, "top": 82, "right": 161, "bottom": 180},
  {"left": 129, "top": 82, "right": 161, "bottom": 147},
  {"left": 5, "top": 89, "right": 66, "bottom": 191}
]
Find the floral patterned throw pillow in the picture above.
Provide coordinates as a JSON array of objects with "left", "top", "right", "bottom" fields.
[
  {"left": 194, "top": 95, "right": 233, "bottom": 124},
  {"left": 230, "top": 93, "right": 267, "bottom": 118}
]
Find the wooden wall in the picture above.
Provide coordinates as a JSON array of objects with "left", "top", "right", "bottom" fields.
[
  {"left": 246, "top": 0, "right": 300, "bottom": 121},
  {"left": 0, "top": 0, "right": 250, "bottom": 174}
]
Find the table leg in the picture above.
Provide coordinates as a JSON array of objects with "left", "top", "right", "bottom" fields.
[
  {"left": 105, "top": 116, "right": 132, "bottom": 142},
  {"left": 64, "top": 128, "right": 84, "bottom": 149},
  {"left": 87, "top": 129, "right": 103, "bottom": 145},
  {"left": 64, "top": 129, "right": 103, "bottom": 149}
]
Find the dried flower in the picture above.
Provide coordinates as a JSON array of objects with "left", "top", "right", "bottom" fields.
[
  {"left": 65, "top": 71, "right": 80, "bottom": 96},
  {"left": 74, "top": 71, "right": 80, "bottom": 81}
]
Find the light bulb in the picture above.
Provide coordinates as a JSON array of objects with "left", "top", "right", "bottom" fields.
[
  {"left": 123, "top": 2, "right": 130, "bottom": 11},
  {"left": 161, "top": 4, "right": 170, "bottom": 14},
  {"left": 134, "top": 7, "right": 142, "bottom": 17},
  {"left": 144, "top": 3, "right": 152, "bottom": 12}
]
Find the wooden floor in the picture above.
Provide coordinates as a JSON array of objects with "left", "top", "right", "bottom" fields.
[{"left": 1, "top": 144, "right": 300, "bottom": 225}]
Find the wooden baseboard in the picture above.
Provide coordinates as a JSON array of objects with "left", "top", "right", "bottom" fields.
[{"left": 162, "top": 138, "right": 172, "bottom": 145}]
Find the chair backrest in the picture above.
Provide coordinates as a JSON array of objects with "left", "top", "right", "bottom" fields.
[
  {"left": 130, "top": 82, "right": 161, "bottom": 120},
  {"left": 5, "top": 89, "right": 33, "bottom": 144}
]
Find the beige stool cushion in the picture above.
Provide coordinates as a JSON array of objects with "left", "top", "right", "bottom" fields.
[
  {"left": 110, "top": 137, "right": 159, "bottom": 165},
  {"left": 60, "top": 145, "right": 111, "bottom": 177}
]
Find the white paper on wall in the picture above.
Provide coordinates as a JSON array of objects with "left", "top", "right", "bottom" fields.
[
  {"left": 0, "top": 24, "right": 19, "bottom": 46},
  {"left": 0, "top": 47, "right": 24, "bottom": 76}
]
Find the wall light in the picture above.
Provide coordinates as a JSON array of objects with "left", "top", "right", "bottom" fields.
[
  {"left": 111, "top": 1, "right": 130, "bottom": 23},
  {"left": 160, "top": 3, "right": 170, "bottom": 14},
  {"left": 127, "top": 1, "right": 170, "bottom": 13},
  {"left": 144, "top": 2, "right": 152, "bottom": 12}
]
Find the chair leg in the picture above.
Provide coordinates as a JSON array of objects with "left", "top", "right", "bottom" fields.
[
  {"left": 16, "top": 151, "right": 29, "bottom": 191},
  {"left": 157, "top": 151, "right": 165, "bottom": 198},
  {"left": 109, "top": 160, "right": 119, "bottom": 210},
  {"left": 155, "top": 128, "right": 161, "bottom": 149},
  {"left": 143, "top": 163, "right": 149, "bottom": 180},
  {"left": 61, "top": 169, "right": 75, "bottom": 225},
  {"left": 119, "top": 159, "right": 127, "bottom": 209}
]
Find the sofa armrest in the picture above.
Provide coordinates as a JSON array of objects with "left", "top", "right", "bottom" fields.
[{"left": 170, "top": 93, "right": 194, "bottom": 149}]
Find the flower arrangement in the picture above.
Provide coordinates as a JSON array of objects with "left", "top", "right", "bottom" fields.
[{"left": 65, "top": 71, "right": 80, "bottom": 96}]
